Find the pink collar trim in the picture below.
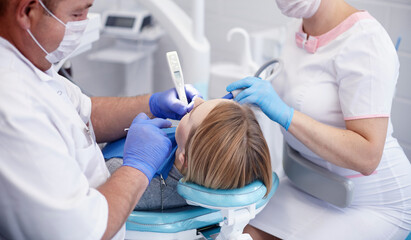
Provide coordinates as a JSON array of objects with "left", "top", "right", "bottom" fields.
[{"left": 295, "top": 11, "right": 374, "bottom": 54}]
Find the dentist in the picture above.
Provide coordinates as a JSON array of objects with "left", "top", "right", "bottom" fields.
[
  {"left": 227, "top": 0, "right": 411, "bottom": 239},
  {"left": 0, "top": 0, "right": 200, "bottom": 239}
]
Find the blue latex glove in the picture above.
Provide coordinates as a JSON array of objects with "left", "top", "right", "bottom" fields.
[
  {"left": 123, "top": 113, "right": 172, "bottom": 182},
  {"left": 226, "top": 76, "right": 294, "bottom": 130},
  {"left": 149, "top": 84, "right": 202, "bottom": 120}
]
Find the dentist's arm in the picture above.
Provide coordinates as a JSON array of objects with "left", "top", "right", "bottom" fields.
[
  {"left": 91, "top": 95, "right": 152, "bottom": 143},
  {"left": 227, "top": 77, "right": 387, "bottom": 175},
  {"left": 98, "top": 113, "right": 172, "bottom": 239},
  {"left": 98, "top": 166, "right": 148, "bottom": 240},
  {"left": 91, "top": 85, "right": 201, "bottom": 143}
]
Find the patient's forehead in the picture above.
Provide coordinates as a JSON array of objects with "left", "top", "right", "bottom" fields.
[{"left": 189, "top": 99, "right": 232, "bottom": 125}]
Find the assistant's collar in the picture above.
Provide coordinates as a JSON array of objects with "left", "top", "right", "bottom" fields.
[
  {"left": 295, "top": 11, "right": 374, "bottom": 54},
  {"left": 0, "top": 37, "right": 56, "bottom": 82}
]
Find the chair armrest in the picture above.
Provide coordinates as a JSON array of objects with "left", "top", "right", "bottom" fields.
[{"left": 283, "top": 143, "right": 354, "bottom": 208}]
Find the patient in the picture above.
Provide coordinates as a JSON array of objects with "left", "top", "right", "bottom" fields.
[{"left": 105, "top": 98, "right": 273, "bottom": 210}]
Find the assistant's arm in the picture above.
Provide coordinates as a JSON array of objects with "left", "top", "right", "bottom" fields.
[
  {"left": 227, "top": 77, "right": 389, "bottom": 176},
  {"left": 288, "top": 111, "right": 387, "bottom": 175}
]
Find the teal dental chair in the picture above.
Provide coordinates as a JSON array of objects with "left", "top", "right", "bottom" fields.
[{"left": 125, "top": 172, "right": 279, "bottom": 240}]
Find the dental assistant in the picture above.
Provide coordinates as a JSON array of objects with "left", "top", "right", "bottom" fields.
[
  {"left": 227, "top": 0, "right": 411, "bottom": 239},
  {"left": 0, "top": 0, "right": 200, "bottom": 239}
]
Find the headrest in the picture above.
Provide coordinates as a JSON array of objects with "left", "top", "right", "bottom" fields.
[{"left": 177, "top": 172, "right": 278, "bottom": 208}]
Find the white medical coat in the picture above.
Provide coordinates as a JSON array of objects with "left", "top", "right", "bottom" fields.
[{"left": 0, "top": 37, "right": 124, "bottom": 239}]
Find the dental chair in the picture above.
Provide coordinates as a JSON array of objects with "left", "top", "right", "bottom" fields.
[
  {"left": 125, "top": 172, "right": 279, "bottom": 240},
  {"left": 102, "top": 127, "right": 279, "bottom": 240}
]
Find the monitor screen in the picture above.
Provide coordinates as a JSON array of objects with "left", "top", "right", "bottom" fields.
[{"left": 106, "top": 16, "right": 135, "bottom": 28}]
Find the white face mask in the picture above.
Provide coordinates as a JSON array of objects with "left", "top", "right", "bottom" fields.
[
  {"left": 27, "top": 0, "right": 89, "bottom": 64},
  {"left": 275, "top": 0, "right": 321, "bottom": 19}
]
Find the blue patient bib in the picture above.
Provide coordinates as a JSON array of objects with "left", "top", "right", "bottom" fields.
[{"left": 102, "top": 127, "right": 178, "bottom": 179}]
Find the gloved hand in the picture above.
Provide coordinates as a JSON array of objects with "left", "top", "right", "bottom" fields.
[
  {"left": 123, "top": 113, "right": 172, "bottom": 182},
  {"left": 226, "top": 76, "right": 294, "bottom": 130},
  {"left": 149, "top": 84, "right": 202, "bottom": 120}
]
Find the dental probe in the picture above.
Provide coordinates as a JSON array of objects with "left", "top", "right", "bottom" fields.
[
  {"left": 124, "top": 122, "right": 178, "bottom": 132},
  {"left": 222, "top": 89, "right": 243, "bottom": 99},
  {"left": 223, "top": 59, "right": 283, "bottom": 99},
  {"left": 166, "top": 51, "right": 188, "bottom": 105}
]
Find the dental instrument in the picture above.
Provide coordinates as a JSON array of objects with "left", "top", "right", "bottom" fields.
[
  {"left": 222, "top": 59, "right": 283, "bottom": 99},
  {"left": 222, "top": 89, "right": 243, "bottom": 99},
  {"left": 167, "top": 51, "right": 188, "bottom": 105},
  {"left": 222, "top": 92, "right": 233, "bottom": 99},
  {"left": 124, "top": 123, "right": 178, "bottom": 133},
  {"left": 254, "top": 59, "right": 283, "bottom": 82}
]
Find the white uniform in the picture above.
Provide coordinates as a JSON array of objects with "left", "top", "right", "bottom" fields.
[
  {"left": 250, "top": 12, "right": 411, "bottom": 239},
  {"left": 0, "top": 38, "right": 125, "bottom": 239}
]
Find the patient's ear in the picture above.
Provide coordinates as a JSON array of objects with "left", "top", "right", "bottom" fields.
[
  {"left": 177, "top": 151, "right": 186, "bottom": 168},
  {"left": 175, "top": 150, "right": 188, "bottom": 175}
]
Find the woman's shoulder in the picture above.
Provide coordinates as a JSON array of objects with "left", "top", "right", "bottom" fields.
[
  {"left": 334, "top": 12, "right": 398, "bottom": 66},
  {"left": 341, "top": 12, "right": 394, "bottom": 50}
]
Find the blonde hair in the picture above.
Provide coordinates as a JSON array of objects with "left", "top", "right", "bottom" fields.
[{"left": 183, "top": 101, "right": 272, "bottom": 196}]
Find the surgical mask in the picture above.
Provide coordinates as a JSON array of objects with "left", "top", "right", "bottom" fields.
[
  {"left": 275, "top": 0, "right": 321, "bottom": 19},
  {"left": 27, "top": 0, "right": 89, "bottom": 64}
]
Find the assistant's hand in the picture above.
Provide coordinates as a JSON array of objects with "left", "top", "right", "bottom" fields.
[
  {"left": 123, "top": 113, "right": 172, "bottom": 182},
  {"left": 227, "top": 76, "right": 294, "bottom": 130},
  {"left": 149, "top": 84, "right": 202, "bottom": 120}
]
